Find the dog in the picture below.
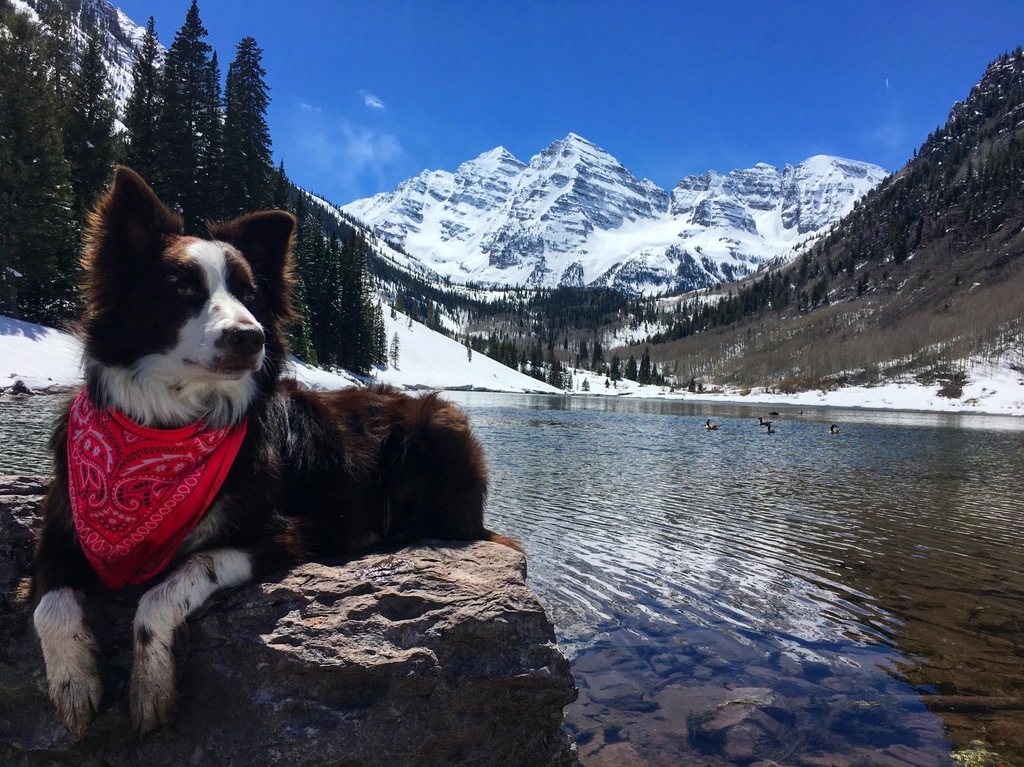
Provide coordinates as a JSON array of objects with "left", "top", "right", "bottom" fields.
[{"left": 31, "top": 166, "right": 514, "bottom": 738}]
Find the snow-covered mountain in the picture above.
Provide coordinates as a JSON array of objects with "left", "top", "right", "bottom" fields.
[
  {"left": 10, "top": 0, "right": 157, "bottom": 112},
  {"left": 344, "top": 134, "right": 888, "bottom": 295}
]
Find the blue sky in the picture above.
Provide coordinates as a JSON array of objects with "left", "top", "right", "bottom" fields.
[{"left": 114, "top": 1, "right": 1024, "bottom": 205}]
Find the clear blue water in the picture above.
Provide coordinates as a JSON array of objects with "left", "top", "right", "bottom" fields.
[{"left": 446, "top": 392, "right": 1024, "bottom": 766}]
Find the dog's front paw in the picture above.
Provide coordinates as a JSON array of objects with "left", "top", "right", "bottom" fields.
[
  {"left": 49, "top": 665, "right": 103, "bottom": 740},
  {"left": 129, "top": 681, "right": 175, "bottom": 737},
  {"left": 34, "top": 588, "right": 103, "bottom": 739},
  {"left": 129, "top": 644, "right": 177, "bottom": 736}
]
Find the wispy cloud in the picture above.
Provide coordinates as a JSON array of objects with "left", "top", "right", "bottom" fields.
[
  {"left": 359, "top": 90, "right": 386, "bottom": 110},
  {"left": 283, "top": 103, "right": 405, "bottom": 202}
]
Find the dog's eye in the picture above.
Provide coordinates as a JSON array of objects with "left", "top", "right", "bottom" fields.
[
  {"left": 175, "top": 282, "right": 201, "bottom": 299},
  {"left": 170, "top": 275, "right": 204, "bottom": 302},
  {"left": 240, "top": 289, "right": 259, "bottom": 308}
]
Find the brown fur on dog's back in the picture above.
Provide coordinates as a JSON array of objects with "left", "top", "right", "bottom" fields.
[{"left": 282, "top": 385, "right": 516, "bottom": 555}]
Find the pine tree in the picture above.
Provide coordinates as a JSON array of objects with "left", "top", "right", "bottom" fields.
[
  {"left": 123, "top": 17, "right": 161, "bottom": 179},
  {"left": 36, "top": 0, "right": 74, "bottom": 110},
  {"left": 369, "top": 300, "right": 386, "bottom": 369},
  {"left": 389, "top": 332, "right": 401, "bottom": 367},
  {"left": 197, "top": 50, "right": 224, "bottom": 218},
  {"left": 287, "top": 195, "right": 323, "bottom": 364},
  {"left": 223, "top": 36, "right": 273, "bottom": 216},
  {"left": 638, "top": 347, "right": 652, "bottom": 385},
  {"left": 155, "top": 0, "right": 219, "bottom": 231},
  {"left": 609, "top": 355, "right": 621, "bottom": 381},
  {"left": 625, "top": 355, "right": 638, "bottom": 382},
  {"left": 271, "top": 160, "right": 290, "bottom": 208},
  {"left": 65, "top": 29, "right": 117, "bottom": 224},
  {"left": 545, "top": 350, "right": 562, "bottom": 388},
  {"left": 0, "top": 6, "right": 75, "bottom": 321}
]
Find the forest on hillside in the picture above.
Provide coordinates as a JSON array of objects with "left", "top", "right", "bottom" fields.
[{"left": 0, "top": 0, "right": 386, "bottom": 373}]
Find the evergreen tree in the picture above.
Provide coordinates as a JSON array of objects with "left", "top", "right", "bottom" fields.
[
  {"left": 389, "top": 332, "right": 400, "bottom": 367},
  {"left": 545, "top": 350, "right": 562, "bottom": 388},
  {"left": 197, "top": 50, "right": 224, "bottom": 217},
  {"left": 625, "top": 355, "right": 638, "bottom": 382},
  {"left": 65, "top": 29, "right": 117, "bottom": 224},
  {"left": 155, "top": 0, "right": 219, "bottom": 231},
  {"left": 36, "top": 0, "right": 74, "bottom": 110},
  {"left": 638, "top": 347, "right": 652, "bottom": 385},
  {"left": 123, "top": 17, "right": 161, "bottom": 179},
  {"left": 271, "top": 160, "right": 290, "bottom": 208},
  {"left": 0, "top": 7, "right": 75, "bottom": 320},
  {"left": 368, "top": 299, "right": 386, "bottom": 370},
  {"left": 223, "top": 36, "right": 273, "bottom": 216},
  {"left": 287, "top": 195, "right": 322, "bottom": 364},
  {"left": 609, "top": 355, "right": 621, "bottom": 381}
]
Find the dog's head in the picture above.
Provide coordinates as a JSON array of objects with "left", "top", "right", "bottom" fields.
[{"left": 81, "top": 166, "right": 296, "bottom": 427}]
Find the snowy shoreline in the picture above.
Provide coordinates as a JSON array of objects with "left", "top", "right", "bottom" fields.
[
  {"left": 564, "top": 365, "right": 1024, "bottom": 417},
  {"left": 3, "top": 313, "right": 1023, "bottom": 417}
]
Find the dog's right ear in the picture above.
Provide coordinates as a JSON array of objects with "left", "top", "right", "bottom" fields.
[{"left": 83, "top": 167, "right": 184, "bottom": 273}]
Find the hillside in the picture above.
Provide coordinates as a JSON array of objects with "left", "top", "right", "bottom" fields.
[
  {"left": 0, "top": 312, "right": 561, "bottom": 395},
  {"left": 621, "top": 49, "right": 1024, "bottom": 393}
]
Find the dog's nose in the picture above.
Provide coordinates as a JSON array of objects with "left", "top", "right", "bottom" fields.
[{"left": 224, "top": 326, "right": 265, "bottom": 357}]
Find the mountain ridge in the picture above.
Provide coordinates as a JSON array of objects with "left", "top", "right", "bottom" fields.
[{"left": 343, "top": 135, "right": 887, "bottom": 295}]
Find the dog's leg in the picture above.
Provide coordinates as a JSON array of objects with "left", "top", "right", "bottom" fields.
[
  {"left": 33, "top": 587, "right": 103, "bottom": 739},
  {"left": 130, "top": 548, "right": 252, "bottom": 735}
]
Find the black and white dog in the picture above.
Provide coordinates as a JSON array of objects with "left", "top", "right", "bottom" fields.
[{"left": 32, "top": 167, "right": 513, "bottom": 738}]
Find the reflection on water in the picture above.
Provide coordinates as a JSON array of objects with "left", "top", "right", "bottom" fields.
[
  {"left": 6, "top": 392, "right": 1024, "bottom": 765},
  {"left": 448, "top": 392, "right": 1024, "bottom": 767},
  {"left": 0, "top": 395, "right": 66, "bottom": 475}
]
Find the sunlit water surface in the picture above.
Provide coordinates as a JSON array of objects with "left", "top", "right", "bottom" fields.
[
  {"left": 446, "top": 392, "right": 1024, "bottom": 767},
  {"left": 5, "top": 392, "right": 1024, "bottom": 765}
]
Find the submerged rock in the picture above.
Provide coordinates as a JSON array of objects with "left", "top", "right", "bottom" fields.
[{"left": 0, "top": 476, "right": 578, "bottom": 766}]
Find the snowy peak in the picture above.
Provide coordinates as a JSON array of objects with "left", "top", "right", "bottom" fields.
[
  {"left": 342, "top": 136, "right": 887, "bottom": 295},
  {"left": 671, "top": 155, "right": 885, "bottom": 236},
  {"left": 517, "top": 133, "right": 670, "bottom": 228},
  {"left": 450, "top": 148, "right": 526, "bottom": 212},
  {"left": 476, "top": 135, "right": 670, "bottom": 277},
  {"left": 781, "top": 155, "right": 885, "bottom": 233}
]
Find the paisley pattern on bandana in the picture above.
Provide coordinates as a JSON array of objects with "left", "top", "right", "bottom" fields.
[{"left": 67, "top": 391, "right": 248, "bottom": 589}]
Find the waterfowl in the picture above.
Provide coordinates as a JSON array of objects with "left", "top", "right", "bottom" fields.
[
  {"left": 829, "top": 424, "right": 840, "bottom": 434},
  {"left": 764, "top": 424, "right": 775, "bottom": 434},
  {"left": 705, "top": 418, "right": 719, "bottom": 430},
  {"left": 758, "top": 416, "right": 773, "bottom": 426}
]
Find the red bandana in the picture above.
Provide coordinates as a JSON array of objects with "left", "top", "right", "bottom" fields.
[{"left": 67, "top": 391, "right": 248, "bottom": 589}]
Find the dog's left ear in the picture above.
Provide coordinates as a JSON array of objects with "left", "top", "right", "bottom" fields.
[
  {"left": 209, "top": 211, "right": 296, "bottom": 318},
  {"left": 209, "top": 211, "right": 295, "bottom": 278}
]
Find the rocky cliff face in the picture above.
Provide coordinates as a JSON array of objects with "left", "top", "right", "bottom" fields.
[
  {"left": 343, "top": 135, "right": 887, "bottom": 295},
  {"left": 9, "top": 0, "right": 155, "bottom": 111},
  {"left": 0, "top": 476, "right": 578, "bottom": 767}
]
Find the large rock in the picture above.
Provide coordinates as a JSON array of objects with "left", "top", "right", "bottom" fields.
[{"left": 0, "top": 476, "right": 578, "bottom": 766}]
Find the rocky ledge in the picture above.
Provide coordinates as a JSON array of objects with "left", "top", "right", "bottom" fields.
[{"left": 0, "top": 476, "right": 578, "bottom": 767}]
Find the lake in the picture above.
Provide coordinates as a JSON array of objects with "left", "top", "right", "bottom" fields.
[
  {"left": 5, "top": 391, "right": 1024, "bottom": 766},
  {"left": 443, "top": 392, "right": 1024, "bottom": 767}
]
